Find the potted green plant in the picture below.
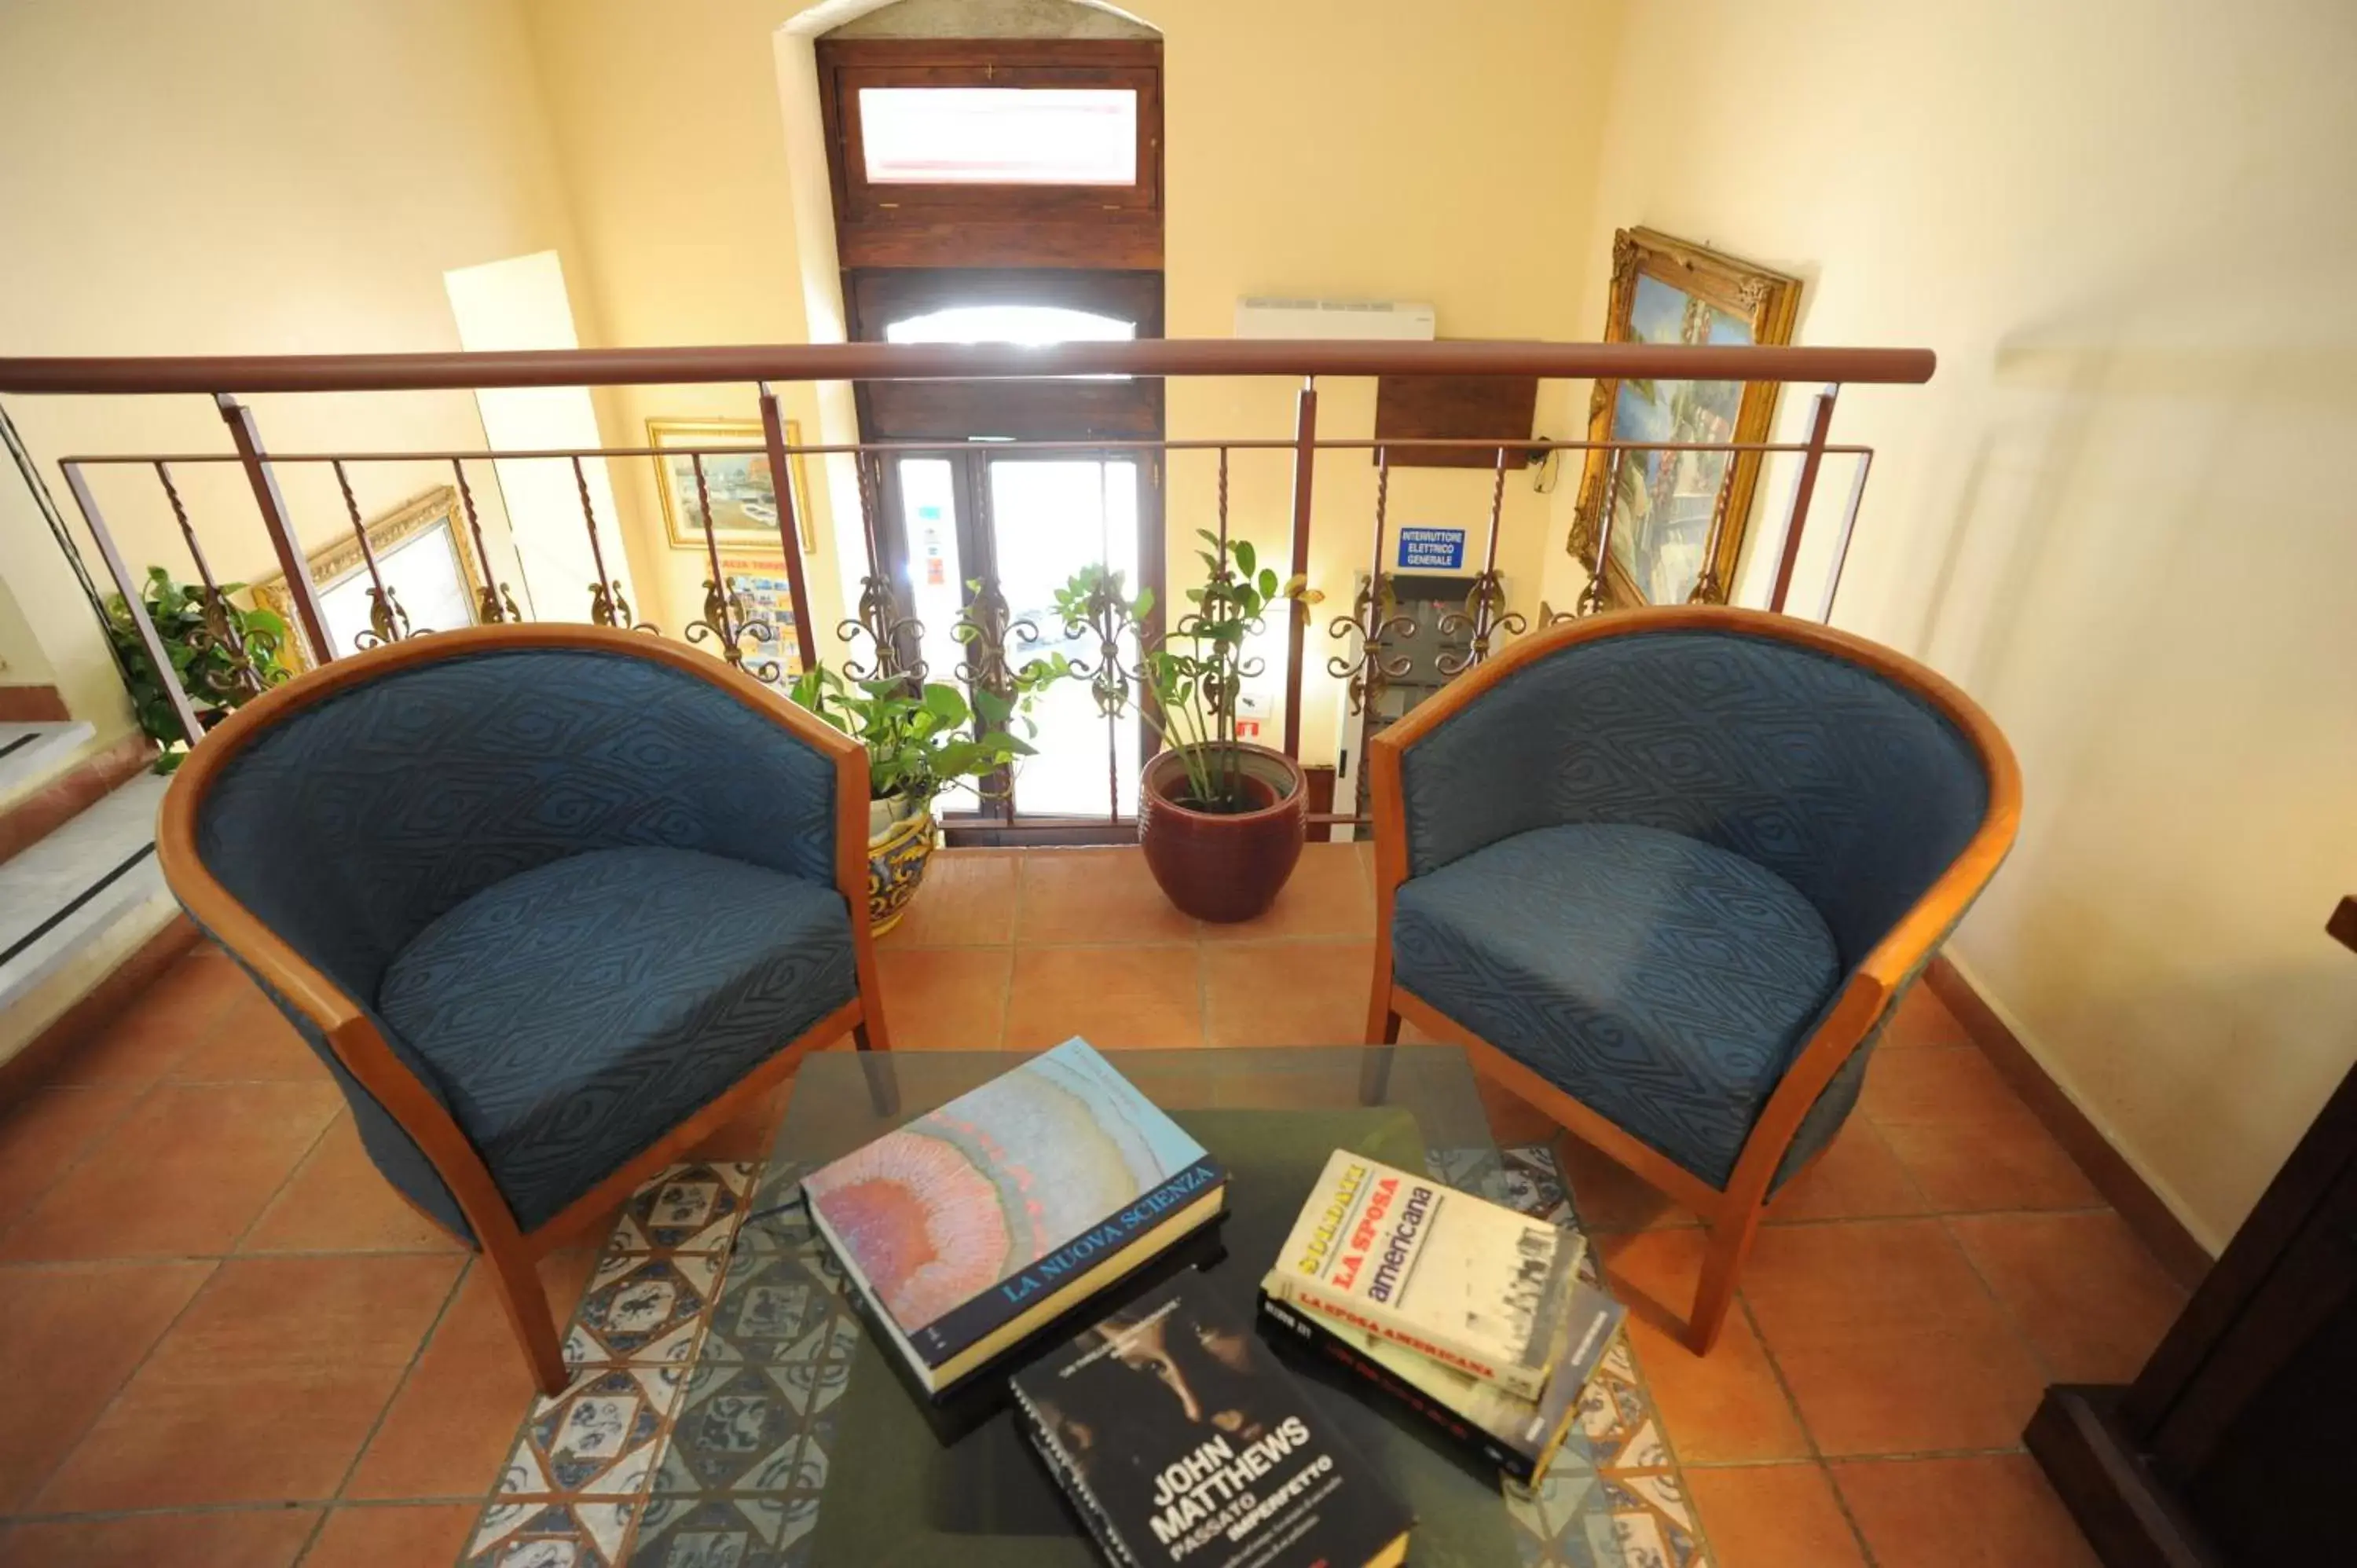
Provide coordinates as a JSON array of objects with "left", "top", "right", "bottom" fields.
[
  {"left": 1058, "top": 531, "right": 1314, "bottom": 922},
  {"left": 105, "top": 566, "right": 291, "bottom": 772},
  {"left": 789, "top": 657, "right": 1065, "bottom": 933}
]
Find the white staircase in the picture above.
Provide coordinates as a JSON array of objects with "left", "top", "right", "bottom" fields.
[{"left": 0, "top": 727, "right": 183, "bottom": 1068}]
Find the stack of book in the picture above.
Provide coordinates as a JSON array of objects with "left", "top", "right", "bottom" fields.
[
  {"left": 1259, "top": 1150, "right": 1625, "bottom": 1486},
  {"left": 800, "top": 1037, "right": 1228, "bottom": 1396}
]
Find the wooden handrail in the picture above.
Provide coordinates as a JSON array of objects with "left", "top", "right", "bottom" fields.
[{"left": 0, "top": 339, "right": 1935, "bottom": 395}]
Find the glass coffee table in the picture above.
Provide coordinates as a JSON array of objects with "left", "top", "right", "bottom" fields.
[{"left": 627, "top": 1046, "right": 1682, "bottom": 1568}]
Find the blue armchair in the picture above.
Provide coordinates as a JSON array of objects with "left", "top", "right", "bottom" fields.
[
  {"left": 156, "top": 625, "right": 893, "bottom": 1393},
  {"left": 1364, "top": 607, "right": 2018, "bottom": 1352}
]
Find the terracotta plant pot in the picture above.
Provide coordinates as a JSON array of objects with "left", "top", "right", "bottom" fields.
[
  {"left": 867, "top": 795, "right": 935, "bottom": 936},
  {"left": 1138, "top": 742, "right": 1307, "bottom": 922}
]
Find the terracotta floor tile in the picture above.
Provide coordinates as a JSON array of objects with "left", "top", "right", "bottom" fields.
[
  {"left": 1743, "top": 1220, "right": 2047, "bottom": 1456},
  {"left": 1596, "top": 1227, "right": 1709, "bottom": 1339},
  {"left": 0, "top": 1508, "right": 318, "bottom": 1568},
  {"left": 46, "top": 948, "right": 244, "bottom": 1086},
  {"left": 0, "top": 1081, "right": 341, "bottom": 1261},
  {"left": 1015, "top": 847, "right": 1199, "bottom": 943},
  {"left": 1864, "top": 1048, "right": 2100, "bottom": 1212},
  {"left": 1875, "top": 1117, "right": 2102, "bottom": 1214},
  {"left": 1556, "top": 1134, "right": 1698, "bottom": 1233},
  {"left": 1684, "top": 1464, "right": 1869, "bottom": 1568},
  {"left": 1882, "top": 985, "right": 1974, "bottom": 1051},
  {"left": 0, "top": 1260, "right": 213, "bottom": 1508},
  {"left": 346, "top": 1251, "right": 596, "bottom": 1500},
  {"left": 1833, "top": 1454, "right": 2099, "bottom": 1568},
  {"left": 881, "top": 849, "right": 1017, "bottom": 947},
  {"left": 302, "top": 1504, "right": 478, "bottom": 1568},
  {"left": 1764, "top": 1117, "right": 1929, "bottom": 1224},
  {"left": 1006, "top": 945, "right": 1204, "bottom": 1050},
  {"left": 1626, "top": 1307, "right": 1811, "bottom": 1464},
  {"left": 1863, "top": 1044, "right": 2034, "bottom": 1124},
  {"left": 34, "top": 1252, "right": 464, "bottom": 1510},
  {"left": 170, "top": 983, "right": 325, "bottom": 1082},
  {"left": 874, "top": 946, "right": 1013, "bottom": 1050},
  {"left": 240, "top": 1112, "right": 464, "bottom": 1255},
  {"left": 0, "top": 1083, "right": 145, "bottom": 1231},
  {"left": 1947, "top": 1211, "right": 2186, "bottom": 1383},
  {"left": 1200, "top": 843, "right": 1373, "bottom": 941},
  {"left": 1202, "top": 940, "right": 1373, "bottom": 1047}
]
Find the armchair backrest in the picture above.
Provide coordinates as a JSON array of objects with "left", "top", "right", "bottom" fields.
[
  {"left": 1394, "top": 618, "right": 1994, "bottom": 970},
  {"left": 187, "top": 639, "right": 842, "bottom": 1010}
]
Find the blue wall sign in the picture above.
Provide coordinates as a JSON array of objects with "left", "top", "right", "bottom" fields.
[{"left": 1397, "top": 527, "right": 1467, "bottom": 570}]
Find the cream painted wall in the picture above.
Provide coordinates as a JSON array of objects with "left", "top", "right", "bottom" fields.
[
  {"left": 1576, "top": 0, "right": 2357, "bottom": 1247},
  {"left": 522, "top": 0, "right": 1623, "bottom": 756},
  {"left": 518, "top": 0, "right": 850, "bottom": 651},
  {"left": 0, "top": 0, "right": 590, "bottom": 736}
]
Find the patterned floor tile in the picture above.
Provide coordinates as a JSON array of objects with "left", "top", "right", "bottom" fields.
[
  {"left": 503, "top": 1365, "right": 689, "bottom": 1499},
  {"left": 629, "top": 1488, "right": 826, "bottom": 1568},
  {"left": 566, "top": 1252, "right": 730, "bottom": 1368},
  {"left": 465, "top": 1496, "right": 636, "bottom": 1568},
  {"left": 610, "top": 1163, "right": 758, "bottom": 1255}
]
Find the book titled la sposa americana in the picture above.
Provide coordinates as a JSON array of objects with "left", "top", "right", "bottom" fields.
[
  {"left": 800, "top": 1038, "right": 1227, "bottom": 1394},
  {"left": 1264, "top": 1149, "right": 1581, "bottom": 1400}
]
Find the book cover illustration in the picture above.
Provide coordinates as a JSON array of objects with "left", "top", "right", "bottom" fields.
[
  {"left": 1268, "top": 1149, "right": 1581, "bottom": 1399},
  {"left": 800, "top": 1038, "right": 1220, "bottom": 1365},
  {"left": 1014, "top": 1273, "right": 1413, "bottom": 1568}
]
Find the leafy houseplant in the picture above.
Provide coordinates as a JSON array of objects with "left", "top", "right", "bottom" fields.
[
  {"left": 105, "top": 566, "right": 290, "bottom": 772},
  {"left": 788, "top": 655, "right": 1066, "bottom": 932},
  {"left": 1058, "top": 531, "right": 1317, "bottom": 921}
]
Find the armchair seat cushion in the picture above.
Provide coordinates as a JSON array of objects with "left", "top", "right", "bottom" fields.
[
  {"left": 1392, "top": 822, "right": 1842, "bottom": 1188},
  {"left": 378, "top": 845, "right": 856, "bottom": 1230}
]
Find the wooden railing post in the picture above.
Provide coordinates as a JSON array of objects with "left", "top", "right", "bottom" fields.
[
  {"left": 758, "top": 383, "right": 820, "bottom": 673},
  {"left": 1281, "top": 377, "right": 1317, "bottom": 760},
  {"left": 60, "top": 462, "right": 207, "bottom": 748},
  {"left": 217, "top": 394, "right": 332, "bottom": 663},
  {"left": 1769, "top": 385, "right": 1840, "bottom": 614}
]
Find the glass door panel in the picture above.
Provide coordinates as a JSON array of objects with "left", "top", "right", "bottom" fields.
[
  {"left": 988, "top": 457, "right": 1142, "bottom": 819},
  {"left": 892, "top": 456, "right": 979, "bottom": 817}
]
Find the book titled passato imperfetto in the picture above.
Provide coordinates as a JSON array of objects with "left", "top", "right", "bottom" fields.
[
  {"left": 1266, "top": 1150, "right": 1580, "bottom": 1400},
  {"left": 800, "top": 1038, "right": 1228, "bottom": 1394},
  {"left": 1013, "top": 1273, "right": 1411, "bottom": 1568}
]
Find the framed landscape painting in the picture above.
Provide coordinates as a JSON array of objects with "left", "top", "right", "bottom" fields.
[
  {"left": 1568, "top": 228, "right": 1800, "bottom": 609},
  {"left": 649, "top": 416, "right": 816, "bottom": 555}
]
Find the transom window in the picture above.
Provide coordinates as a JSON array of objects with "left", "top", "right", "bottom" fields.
[{"left": 859, "top": 88, "right": 1138, "bottom": 186}]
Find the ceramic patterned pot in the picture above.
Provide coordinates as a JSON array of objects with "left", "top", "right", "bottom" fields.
[
  {"left": 1138, "top": 742, "right": 1306, "bottom": 922},
  {"left": 867, "top": 795, "right": 935, "bottom": 936}
]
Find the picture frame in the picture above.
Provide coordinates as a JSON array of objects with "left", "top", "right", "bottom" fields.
[
  {"left": 718, "top": 555, "right": 804, "bottom": 686},
  {"left": 1568, "top": 227, "right": 1801, "bottom": 609},
  {"left": 649, "top": 417, "right": 816, "bottom": 555},
  {"left": 250, "top": 485, "right": 487, "bottom": 669}
]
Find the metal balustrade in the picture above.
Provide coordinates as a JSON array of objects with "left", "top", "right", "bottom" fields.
[{"left": 0, "top": 339, "right": 1926, "bottom": 833}]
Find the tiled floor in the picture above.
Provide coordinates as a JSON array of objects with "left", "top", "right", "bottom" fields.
[{"left": 0, "top": 844, "right": 2183, "bottom": 1565}]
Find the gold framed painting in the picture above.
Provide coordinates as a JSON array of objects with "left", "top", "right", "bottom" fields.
[
  {"left": 1569, "top": 228, "right": 1801, "bottom": 609},
  {"left": 251, "top": 485, "right": 487, "bottom": 669},
  {"left": 649, "top": 417, "right": 816, "bottom": 555}
]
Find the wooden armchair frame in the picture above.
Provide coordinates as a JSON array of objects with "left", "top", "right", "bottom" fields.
[
  {"left": 1362, "top": 606, "right": 2020, "bottom": 1354},
  {"left": 156, "top": 624, "right": 896, "bottom": 1395}
]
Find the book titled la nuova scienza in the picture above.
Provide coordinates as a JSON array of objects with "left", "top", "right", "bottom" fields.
[
  {"left": 1266, "top": 1150, "right": 1582, "bottom": 1400},
  {"left": 1012, "top": 1273, "right": 1412, "bottom": 1568},
  {"left": 799, "top": 1038, "right": 1228, "bottom": 1394}
]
